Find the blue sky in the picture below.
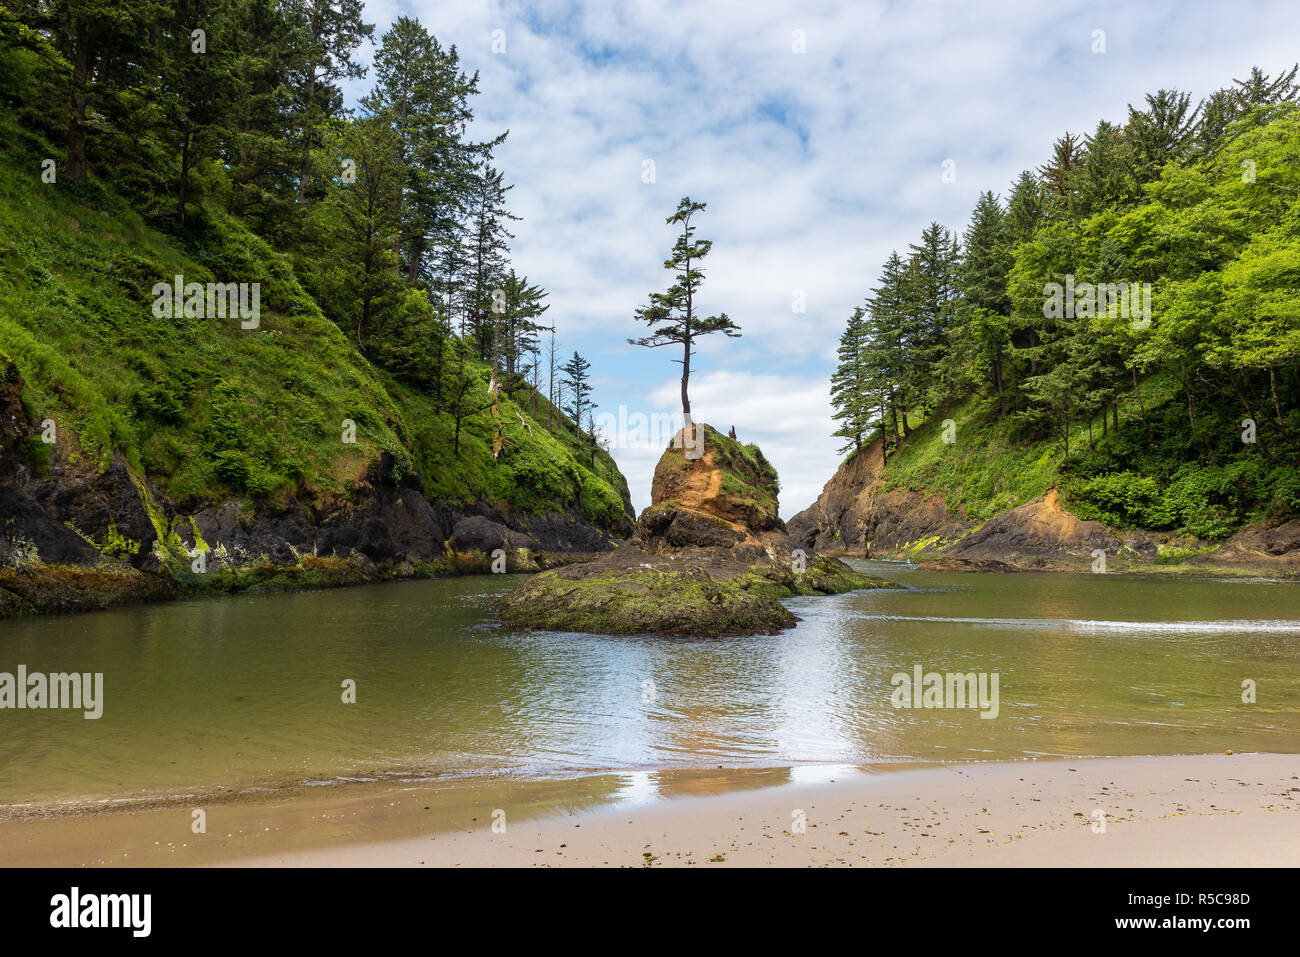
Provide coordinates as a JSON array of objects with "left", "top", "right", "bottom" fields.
[{"left": 345, "top": 0, "right": 1300, "bottom": 517}]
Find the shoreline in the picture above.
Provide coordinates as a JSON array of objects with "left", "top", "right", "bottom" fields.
[
  {"left": 831, "top": 550, "right": 1300, "bottom": 580},
  {"left": 3, "top": 545, "right": 1294, "bottom": 625},
  {"left": 0, "top": 548, "right": 601, "bottom": 622},
  {"left": 2, "top": 753, "right": 1296, "bottom": 867}
]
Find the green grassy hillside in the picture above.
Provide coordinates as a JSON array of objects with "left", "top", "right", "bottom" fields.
[
  {"left": 865, "top": 364, "right": 1297, "bottom": 540},
  {"left": 0, "top": 119, "right": 632, "bottom": 537}
]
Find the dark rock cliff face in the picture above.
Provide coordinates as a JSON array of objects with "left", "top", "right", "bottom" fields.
[{"left": 0, "top": 359, "right": 624, "bottom": 614}]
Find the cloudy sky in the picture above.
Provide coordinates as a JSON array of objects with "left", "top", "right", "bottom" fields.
[{"left": 346, "top": 0, "right": 1298, "bottom": 517}]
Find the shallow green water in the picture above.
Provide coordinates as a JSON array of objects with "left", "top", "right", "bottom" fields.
[{"left": 1, "top": 562, "right": 1298, "bottom": 814}]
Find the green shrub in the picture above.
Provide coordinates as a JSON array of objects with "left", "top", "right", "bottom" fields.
[{"left": 1067, "top": 471, "right": 1176, "bottom": 529}]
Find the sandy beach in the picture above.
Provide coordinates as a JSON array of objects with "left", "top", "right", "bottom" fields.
[
  {"left": 2, "top": 753, "right": 1294, "bottom": 868},
  {"left": 236, "top": 753, "right": 1299, "bottom": 868}
]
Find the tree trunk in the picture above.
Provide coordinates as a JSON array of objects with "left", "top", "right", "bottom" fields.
[
  {"left": 1131, "top": 367, "right": 1153, "bottom": 440},
  {"left": 66, "top": 20, "right": 92, "bottom": 187},
  {"left": 178, "top": 131, "right": 191, "bottom": 226},
  {"left": 682, "top": 231, "right": 694, "bottom": 419},
  {"left": 1179, "top": 356, "right": 1196, "bottom": 430},
  {"left": 680, "top": 335, "right": 691, "bottom": 418}
]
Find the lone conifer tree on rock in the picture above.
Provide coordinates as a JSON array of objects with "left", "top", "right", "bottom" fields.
[{"left": 630, "top": 197, "right": 740, "bottom": 421}]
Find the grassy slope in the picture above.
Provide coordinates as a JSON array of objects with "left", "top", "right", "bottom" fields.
[
  {"left": 864, "top": 366, "right": 1296, "bottom": 541},
  {"left": 0, "top": 120, "right": 632, "bottom": 537}
]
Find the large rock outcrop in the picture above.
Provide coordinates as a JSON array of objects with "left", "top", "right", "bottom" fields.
[
  {"left": 787, "top": 440, "right": 1156, "bottom": 571},
  {"left": 787, "top": 438, "right": 970, "bottom": 556},
  {"left": 497, "top": 423, "right": 899, "bottom": 636}
]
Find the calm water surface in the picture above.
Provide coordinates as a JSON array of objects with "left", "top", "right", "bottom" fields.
[{"left": 2, "top": 561, "right": 1298, "bottom": 814}]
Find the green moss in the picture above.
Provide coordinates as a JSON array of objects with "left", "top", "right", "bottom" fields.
[
  {"left": 702, "top": 425, "right": 780, "bottom": 514},
  {"left": 0, "top": 563, "right": 176, "bottom": 617},
  {"left": 90, "top": 523, "right": 141, "bottom": 561},
  {"left": 499, "top": 566, "right": 798, "bottom": 636},
  {"left": 497, "top": 554, "right": 900, "bottom": 636}
]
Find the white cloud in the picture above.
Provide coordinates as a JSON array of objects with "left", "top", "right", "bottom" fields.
[{"left": 353, "top": 0, "right": 1300, "bottom": 517}]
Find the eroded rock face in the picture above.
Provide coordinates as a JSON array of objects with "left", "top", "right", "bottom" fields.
[
  {"left": 787, "top": 442, "right": 1152, "bottom": 570},
  {"left": 788, "top": 438, "right": 1300, "bottom": 575},
  {"left": 448, "top": 516, "right": 539, "bottom": 553},
  {"left": 646, "top": 424, "right": 784, "bottom": 536},
  {"left": 1191, "top": 520, "right": 1300, "bottom": 571},
  {"left": 788, "top": 438, "right": 971, "bottom": 556},
  {"left": 940, "top": 490, "right": 1127, "bottom": 564}
]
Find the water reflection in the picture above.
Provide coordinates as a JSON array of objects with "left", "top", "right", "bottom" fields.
[{"left": 1, "top": 564, "right": 1299, "bottom": 814}]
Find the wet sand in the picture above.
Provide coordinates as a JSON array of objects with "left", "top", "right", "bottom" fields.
[{"left": 4, "top": 753, "right": 1296, "bottom": 867}]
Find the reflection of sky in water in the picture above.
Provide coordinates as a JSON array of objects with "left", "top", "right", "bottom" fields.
[
  {"left": 610, "top": 770, "right": 659, "bottom": 806},
  {"left": 3, "top": 564, "right": 1300, "bottom": 811}
]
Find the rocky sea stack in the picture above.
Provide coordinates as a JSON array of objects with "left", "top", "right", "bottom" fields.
[{"left": 496, "top": 424, "right": 899, "bottom": 636}]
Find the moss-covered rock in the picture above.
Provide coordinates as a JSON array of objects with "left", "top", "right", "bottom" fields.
[
  {"left": 496, "top": 546, "right": 896, "bottom": 637},
  {"left": 0, "top": 564, "right": 176, "bottom": 616},
  {"left": 498, "top": 563, "right": 798, "bottom": 636}
]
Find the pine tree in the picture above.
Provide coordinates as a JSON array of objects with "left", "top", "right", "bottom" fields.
[
  {"left": 560, "top": 351, "right": 594, "bottom": 435},
  {"left": 159, "top": 0, "right": 240, "bottom": 227},
  {"left": 1232, "top": 64, "right": 1299, "bottom": 108},
  {"left": 496, "top": 270, "right": 549, "bottom": 386},
  {"left": 904, "top": 222, "right": 961, "bottom": 413},
  {"left": 285, "top": 0, "right": 373, "bottom": 203},
  {"left": 629, "top": 197, "right": 740, "bottom": 419},
  {"left": 953, "top": 191, "right": 1013, "bottom": 408},
  {"left": 830, "top": 306, "right": 871, "bottom": 453},
  {"left": 1039, "top": 132, "right": 1083, "bottom": 215},
  {"left": 363, "top": 19, "right": 491, "bottom": 284},
  {"left": 308, "top": 114, "right": 404, "bottom": 353},
  {"left": 35, "top": 0, "right": 167, "bottom": 186},
  {"left": 862, "top": 251, "right": 914, "bottom": 441},
  {"left": 1125, "top": 88, "right": 1198, "bottom": 185},
  {"left": 224, "top": 0, "right": 303, "bottom": 237},
  {"left": 465, "top": 158, "right": 519, "bottom": 381},
  {"left": 1073, "top": 120, "right": 1134, "bottom": 215},
  {"left": 1005, "top": 170, "right": 1043, "bottom": 244}
]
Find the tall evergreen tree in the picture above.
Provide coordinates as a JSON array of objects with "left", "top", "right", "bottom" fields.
[
  {"left": 629, "top": 197, "right": 740, "bottom": 418},
  {"left": 830, "top": 306, "right": 871, "bottom": 453},
  {"left": 465, "top": 158, "right": 518, "bottom": 383},
  {"left": 285, "top": 0, "right": 373, "bottom": 202},
  {"left": 952, "top": 191, "right": 1013, "bottom": 407},
  {"left": 560, "top": 351, "right": 594, "bottom": 434},
  {"left": 1125, "top": 88, "right": 1198, "bottom": 185}
]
